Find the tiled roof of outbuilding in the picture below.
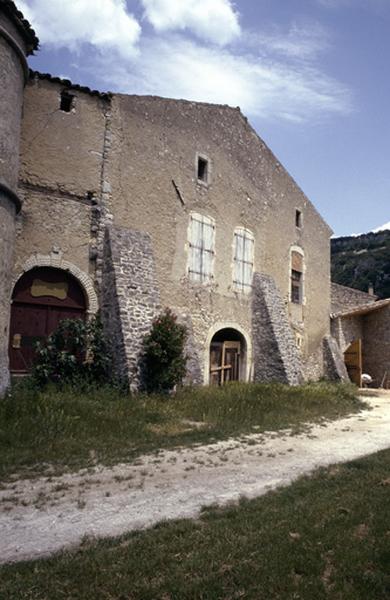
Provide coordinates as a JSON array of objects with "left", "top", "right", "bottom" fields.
[
  {"left": 30, "top": 70, "right": 112, "bottom": 101},
  {"left": 0, "top": 0, "right": 39, "bottom": 53},
  {"left": 331, "top": 297, "right": 390, "bottom": 319}
]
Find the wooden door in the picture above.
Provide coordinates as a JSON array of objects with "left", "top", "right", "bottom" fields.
[
  {"left": 344, "top": 339, "right": 362, "bottom": 387},
  {"left": 9, "top": 268, "right": 86, "bottom": 373},
  {"left": 210, "top": 341, "right": 241, "bottom": 385}
]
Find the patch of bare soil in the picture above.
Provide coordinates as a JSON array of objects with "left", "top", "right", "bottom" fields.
[{"left": 1, "top": 393, "right": 390, "bottom": 565}]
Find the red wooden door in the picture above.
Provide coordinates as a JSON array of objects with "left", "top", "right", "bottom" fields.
[{"left": 9, "top": 268, "right": 86, "bottom": 373}]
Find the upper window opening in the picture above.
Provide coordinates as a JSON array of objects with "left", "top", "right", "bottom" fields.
[
  {"left": 60, "top": 90, "right": 75, "bottom": 113},
  {"left": 197, "top": 156, "right": 209, "bottom": 183},
  {"left": 188, "top": 213, "right": 215, "bottom": 283},
  {"left": 290, "top": 250, "right": 304, "bottom": 304},
  {"left": 233, "top": 227, "right": 254, "bottom": 294},
  {"left": 295, "top": 209, "right": 302, "bottom": 228},
  {"left": 291, "top": 270, "right": 303, "bottom": 304}
]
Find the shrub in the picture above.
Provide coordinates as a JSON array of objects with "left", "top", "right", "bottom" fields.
[
  {"left": 142, "top": 308, "right": 187, "bottom": 393},
  {"left": 32, "top": 315, "right": 112, "bottom": 388}
]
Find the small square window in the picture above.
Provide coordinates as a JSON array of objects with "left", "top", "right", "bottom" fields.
[
  {"left": 60, "top": 90, "right": 74, "bottom": 113},
  {"left": 197, "top": 157, "right": 208, "bottom": 183},
  {"left": 295, "top": 209, "right": 302, "bottom": 228}
]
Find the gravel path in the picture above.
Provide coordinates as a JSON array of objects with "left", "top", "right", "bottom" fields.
[{"left": 1, "top": 393, "right": 390, "bottom": 565}]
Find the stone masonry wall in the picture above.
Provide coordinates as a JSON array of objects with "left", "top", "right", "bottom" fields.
[
  {"left": 322, "top": 334, "right": 349, "bottom": 382},
  {"left": 363, "top": 305, "right": 390, "bottom": 387},
  {"left": 331, "top": 282, "right": 377, "bottom": 314},
  {"left": 252, "top": 273, "right": 303, "bottom": 385},
  {"left": 101, "top": 225, "right": 161, "bottom": 390},
  {"left": 331, "top": 315, "right": 364, "bottom": 354},
  {"left": 0, "top": 195, "right": 16, "bottom": 395},
  {"left": 0, "top": 8, "right": 28, "bottom": 395}
]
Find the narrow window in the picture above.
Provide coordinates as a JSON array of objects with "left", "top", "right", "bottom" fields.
[
  {"left": 295, "top": 209, "right": 302, "bottom": 228},
  {"left": 60, "top": 90, "right": 74, "bottom": 112},
  {"left": 290, "top": 250, "right": 304, "bottom": 304},
  {"left": 188, "top": 213, "right": 215, "bottom": 283},
  {"left": 197, "top": 156, "right": 208, "bottom": 183},
  {"left": 233, "top": 227, "right": 254, "bottom": 293}
]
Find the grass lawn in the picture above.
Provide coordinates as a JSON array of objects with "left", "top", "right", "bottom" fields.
[
  {"left": 1, "top": 448, "right": 389, "bottom": 599},
  {"left": 0, "top": 381, "right": 365, "bottom": 480}
]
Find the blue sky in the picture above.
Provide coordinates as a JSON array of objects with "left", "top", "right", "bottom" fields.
[{"left": 20, "top": 0, "right": 389, "bottom": 236}]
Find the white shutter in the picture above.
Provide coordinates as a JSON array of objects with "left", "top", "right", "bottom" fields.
[
  {"left": 233, "top": 227, "right": 254, "bottom": 292},
  {"left": 188, "top": 213, "right": 215, "bottom": 282}
]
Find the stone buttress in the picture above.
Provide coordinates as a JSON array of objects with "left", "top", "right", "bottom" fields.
[{"left": 101, "top": 225, "right": 161, "bottom": 390}]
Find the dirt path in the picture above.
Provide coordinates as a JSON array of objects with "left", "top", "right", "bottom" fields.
[{"left": 1, "top": 393, "right": 390, "bottom": 565}]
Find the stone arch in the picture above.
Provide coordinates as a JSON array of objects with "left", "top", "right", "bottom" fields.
[
  {"left": 13, "top": 254, "right": 98, "bottom": 314},
  {"left": 204, "top": 321, "right": 253, "bottom": 385}
]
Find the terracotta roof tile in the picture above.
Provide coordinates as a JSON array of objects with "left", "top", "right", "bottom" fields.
[
  {"left": 30, "top": 70, "right": 112, "bottom": 101},
  {"left": 0, "top": 0, "right": 39, "bottom": 53},
  {"left": 331, "top": 297, "right": 390, "bottom": 319}
]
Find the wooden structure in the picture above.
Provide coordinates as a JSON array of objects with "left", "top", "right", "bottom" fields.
[
  {"left": 344, "top": 339, "right": 362, "bottom": 387},
  {"left": 9, "top": 267, "right": 86, "bottom": 373}
]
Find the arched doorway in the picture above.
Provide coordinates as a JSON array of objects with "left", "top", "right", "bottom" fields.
[
  {"left": 9, "top": 267, "right": 87, "bottom": 373},
  {"left": 209, "top": 328, "right": 247, "bottom": 385}
]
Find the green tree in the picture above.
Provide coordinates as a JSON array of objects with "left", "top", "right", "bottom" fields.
[
  {"left": 32, "top": 315, "right": 112, "bottom": 388},
  {"left": 143, "top": 309, "right": 187, "bottom": 393}
]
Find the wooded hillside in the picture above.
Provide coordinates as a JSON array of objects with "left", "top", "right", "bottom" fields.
[{"left": 331, "top": 230, "right": 390, "bottom": 299}]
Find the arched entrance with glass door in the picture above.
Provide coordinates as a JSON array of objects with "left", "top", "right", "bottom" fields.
[
  {"left": 9, "top": 267, "right": 87, "bottom": 374},
  {"left": 209, "top": 327, "right": 248, "bottom": 385}
]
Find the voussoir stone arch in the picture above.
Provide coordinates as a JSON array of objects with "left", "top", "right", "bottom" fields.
[
  {"left": 13, "top": 254, "right": 99, "bottom": 314},
  {"left": 203, "top": 321, "right": 253, "bottom": 385}
]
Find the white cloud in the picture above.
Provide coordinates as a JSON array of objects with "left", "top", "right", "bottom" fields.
[
  {"left": 18, "top": 0, "right": 141, "bottom": 58},
  {"left": 245, "top": 22, "right": 330, "bottom": 60},
  {"left": 316, "top": 0, "right": 388, "bottom": 10},
  {"left": 20, "top": 0, "right": 352, "bottom": 124},
  {"left": 141, "top": 0, "right": 241, "bottom": 45},
  {"left": 94, "top": 35, "right": 352, "bottom": 123}
]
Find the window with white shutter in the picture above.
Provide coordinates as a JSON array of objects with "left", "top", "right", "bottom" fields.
[
  {"left": 188, "top": 213, "right": 215, "bottom": 283},
  {"left": 233, "top": 227, "right": 254, "bottom": 293}
]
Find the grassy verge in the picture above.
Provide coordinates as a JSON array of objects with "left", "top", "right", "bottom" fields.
[
  {"left": 1, "top": 448, "right": 389, "bottom": 599},
  {"left": 0, "top": 381, "right": 365, "bottom": 480}
]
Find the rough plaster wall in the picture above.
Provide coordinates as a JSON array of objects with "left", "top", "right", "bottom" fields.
[
  {"left": 363, "top": 306, "right": 390, "bottom": 386},
  {"left": 13, "top": 191, "right": 93, "bottom": 280},
  {"left": 101, "top": 226, "right": 161, "bottom": 390},
  {"left": 19, "top": 79, "right": 107, "bottom": 197},
  {"left": 14, "top": 78, "right": 108, "bottom": 303},
  {"left": 252, "top": 273, "right": 303, "bottom": 385},
  {"left": 106, "top": 94, "right": 330, "bottom": 379},
  {"left": 0, "top": 195, "right": 16, "bottom": 395},
  {"left": 331, "top": 282, "right": 377, "bottom": 314}
]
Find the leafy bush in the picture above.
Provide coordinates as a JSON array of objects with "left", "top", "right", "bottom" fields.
[
  {"left": 32, "top": 315, "right": 112, "bottom": 388},
  {"left": 142, "top": 308, "right": 187, "bottom": 393}
]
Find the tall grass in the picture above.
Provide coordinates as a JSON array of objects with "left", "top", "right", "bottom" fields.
[{"left": 0, "top": 381, "right": 364, "bottom": 479}]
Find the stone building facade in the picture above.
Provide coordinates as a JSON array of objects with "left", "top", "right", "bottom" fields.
[{"left": 1, "top": 1, "right": 350, "bottom": 394}]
